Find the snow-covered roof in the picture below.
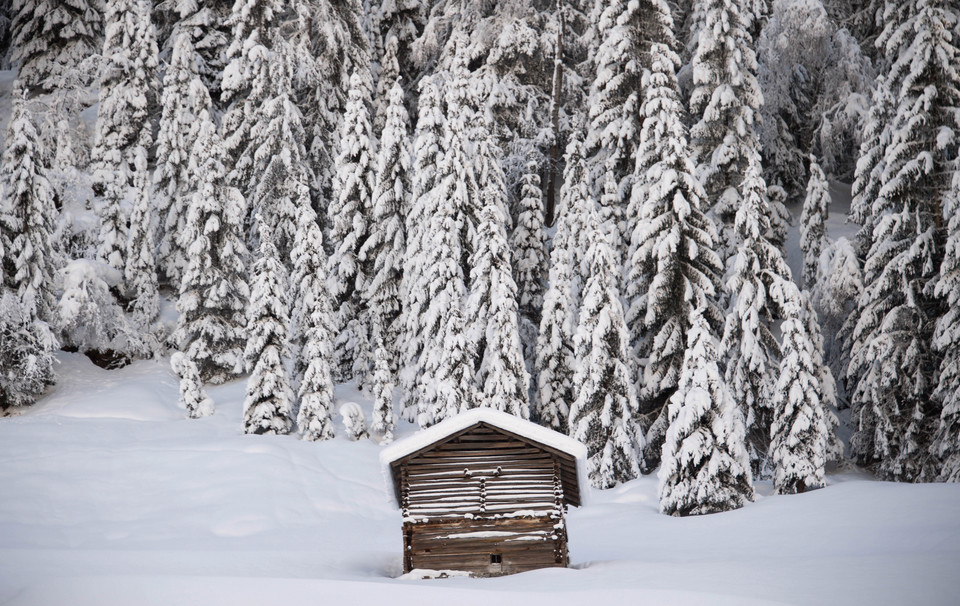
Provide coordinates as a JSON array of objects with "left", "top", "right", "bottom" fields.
[{"left": 380, "top": 408, "right": 589, "bottom": 509}]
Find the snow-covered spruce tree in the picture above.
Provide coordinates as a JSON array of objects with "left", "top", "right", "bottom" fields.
[
  {"left": 720, "top": 153, "right": 792, "bottom": 469},
  {"left": 247, "top": 40, "right": 311, "bottom": 262},
  {"left": 0, "top": 91, "right": 58, "bottom": 408},
  {"left": 768, "top": 278, "right": 829, "bottom": 494},
  {"left": 161, "top": 0, "right": 231, "bottom": 105},
  {"left": 0, "top": 290, "right": 57, "bottom": 409},
  {"left": 658, "top": 306, "right": 753, "bottom": 516},
  {"left": 512, "top": 155, "right": 547, "bottom": 403},
  {"left": 585, "top": 0, "right": 666, "bottom": 260},
  {"left": 328, "top": 69, "right": 376, "bottom": 382},
  {"left": 171, "top": 351, "right": 214, "bottom": 419},
  {"left": 801, "top": 289, "right": 843, "bottom": 464},
  {"left": 466, "top": 201, "right": 530, "bottom": 419},
  {"left": 11, "top": 0, "right": 102, "bottom": 91},
  {"left": 398, "top": 75, "right": 444, "bottom": 419},
  {"left": 414, "top": 71, "right": 476, "bottom": 426},
  {"left": 848, "top": 0, "right": 960, "bottom": 482},
  {"left": 934, "top": 172, "right": 960, "bottom": 482},
  {"left": 569, "top": 205, "right": 642, "bottom": 489},
  {"left": 174, "top": 111, "right": 249, "bottom": 385},
  {"left": 220, "top": 0, "right": 280, "bottom": 197},
  {"left": 299, "top": 0, "right": 371, "bottom": 225},
  {"left": 535, "top": 132, "right": 588, "bottom": 433},
  {"left": 91, "top": 0, "right": 158, "bottom": 274},
  {"left": 370, "top": 320, "right": 396, "bottom": 442},
  {"left": 512, "top": 156, "right": 547, "bottom": 323},
  {"left": 123, "top": 145, "right": 159, "bottom": 332},
  {"left": 625, "top": 41, "right": 724, "bottom": 473},
  {"left": 292, "top": 208, "right": 337, "bottom": 442},
  {"left": 0, "top": 90, "right": 59, "bottom": 323},
  {"left": 800, "top": 156, "right": 830, "bottom": 289},
  {"left": 360, "top": 77, "right": 409, "bottom": 369},
  {"left": 243, "top": 227, "right": 294, "bottom": 436},
  {"left": 688, "top": 0, "right": 766, "bottom": 261},
  {"left": 849, "top": 74, "right": 895, "bottom": 261},
  {"left": 155, "top": 33, "right": 210, "bottom": 288},
  {"left": 373, "top": 31, "right": 400, "bottom": 133}
]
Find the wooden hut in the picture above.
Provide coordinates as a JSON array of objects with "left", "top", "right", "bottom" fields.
[{"left": 380, "top": 409, "right": 587, "bottom": 577}]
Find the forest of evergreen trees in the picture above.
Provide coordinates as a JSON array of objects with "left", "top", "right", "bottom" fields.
[{"left": 0, "top": 0, "right": 958, "bottom": 516}]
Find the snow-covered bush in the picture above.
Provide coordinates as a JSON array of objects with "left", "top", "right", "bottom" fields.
[
  {"left": 340, "top": 402, "right": 369, "bottom": 441},
  {"left": 57, "top": 259, "right": 153, "bottom": 361}
]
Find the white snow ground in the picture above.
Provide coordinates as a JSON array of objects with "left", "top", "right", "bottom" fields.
[{"left": 1, "top": 353, "right": 959, "bottom": 606}]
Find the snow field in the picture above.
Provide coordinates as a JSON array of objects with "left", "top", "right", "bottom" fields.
[{"left": 2, "top": 353, "right": 959, "bottom": 606}]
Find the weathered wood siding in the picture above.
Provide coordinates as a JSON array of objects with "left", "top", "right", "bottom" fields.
[
  {"left": 403, "top": 516, "right": 567, "bottom": 576},
  {"left": 394, "top": 424, "right": 571, "bottom": 576}
]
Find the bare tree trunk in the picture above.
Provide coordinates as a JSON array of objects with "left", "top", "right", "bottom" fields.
[{"left": 545, "top": 0, "right": 564, "bottom": 226}]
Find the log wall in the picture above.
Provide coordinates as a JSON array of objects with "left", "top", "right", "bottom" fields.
[{"left": 395, "top": 424, "right": 571, "bottom": 576}]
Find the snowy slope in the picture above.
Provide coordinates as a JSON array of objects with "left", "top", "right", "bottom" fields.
[{"left": 2, "top": 353, "right": 959, "bottom": 606}]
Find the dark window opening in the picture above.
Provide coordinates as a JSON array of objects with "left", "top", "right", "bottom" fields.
[{"left": 490, "top": 554, "right": 502, "bottom": 564}]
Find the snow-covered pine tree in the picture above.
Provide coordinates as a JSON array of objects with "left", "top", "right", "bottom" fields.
[
  {"left": 512, "top": 156, "right": 547, "bottom": 323},
  {"left": 373, "top": 32, "right": 400, "bottom": 133},
  {"left": 292, "top": 208, "right": 337, "bottom": 442},
  {"left": 162, "top": 0, "right": 231, "bottom": 105},
  {"left": 720, "top": 152, "right": 792, "bottom": 469},
  {"left": 569, "top": 205, "right": 642, "bottom": 489},
  {"left": 768, "top": 278, "right": 829, "bottom": 494},
  {"left": 446, "top": 36, "right": 485, "bottom": 272},
  {"left": 328, "top": 69, "right": 376, "bottom": 382},
  {"left": 625, "top": 41, "right": 724, "bottom": 473},
  {"left": 0, "top": 89, "right": 58, "bottom": 408},
  {"left": 370, "top": 319, "right": 396, "bottom": 442},
  {"left": 0, "top": 89, "right": 59, "bottom": 323},
  {"left": 300, "top": 0, "right": 371, "bottom": 228},
  {"left": 155, "top": 33, "right": 210, "bottom": 288},
  {"left": 243, "top": 225, "right": 294, "bottom": 436},
  {"left": 398, "top": 75, "right": 443, "bottom": 419},
  {"left": 220, "top": 0, "right": 280, "bottom": 196},
  {"left": 688, "top": 0, "right": 765, "bottom": 261},
  {"left": 175, "top": 110, "right": 249, "bottom": 385},
  {"left": 658, "top": 306, "right": 753, "bottom": 516},
  {"left": 801, "top": 289, "right": 844, "bottom": 464},
  {"left": 0, "top": 288, "right": 57, "bottom": 408},
  {"left": 848, "top": 0, "right": 960, "bottom": 482},
  {"left": 415, "top": 63, "right": 476, "bottom": 426},
  {"left": 849, "top": 74, "right": 894, "bottom": 261},
  {"left": 91, "top": 0, "right": 158, "bottom": 274},
  {"left": 800, "top": 155, "right": 830, "bottom": 289},
  {"left": 512, "top": 155, "right": 547, "bottom": 404},
  {"left": 123, "top": 145, "right": 159, "bottom": 331},
  {"left": 467, "top": 201, "right": 530, "bottom": 419},
  {"left": 171, "top": 351, "right": 214, "bottom": 419},
  {"left": 11, "top": 0, "right": 102, "bottom": 91},
  {"left": 247, "top": 40, "right": 311, "bottom": 261},
  {"left": 933, "top": 170, "right": 960, "bottom": 482},
  {"left": 535, "top": 131, "right": 587, "bottom": 433},
  {"left": 584, "top": 0, "right": 653, "bottom": 261},
  {"left": 361, "top": 77, "right": 409, "bottom": 370}
]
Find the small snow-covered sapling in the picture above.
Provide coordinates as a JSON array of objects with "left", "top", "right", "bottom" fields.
[{"left": 340, "top": 402, "right": 369, "bottom": 440}]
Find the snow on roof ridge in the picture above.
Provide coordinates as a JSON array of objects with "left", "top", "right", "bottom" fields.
[{"left": 379, "top": 408, "right": 589, "bottom": 509}]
